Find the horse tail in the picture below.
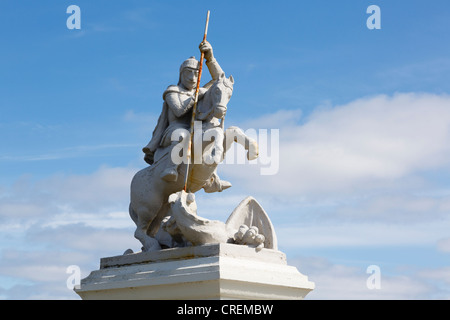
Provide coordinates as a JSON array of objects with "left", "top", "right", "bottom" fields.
[{"left": 123, "top": 204, "right": 138, "bottom": 255}]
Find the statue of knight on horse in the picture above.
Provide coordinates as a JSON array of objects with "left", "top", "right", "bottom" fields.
[{"left": 128, "top": 39, "right": 259, "bottom": 252}]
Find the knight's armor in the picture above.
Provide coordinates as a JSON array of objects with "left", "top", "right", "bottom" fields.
[{"left": 142, "top": 53, "right": 230, "bottom": 192}]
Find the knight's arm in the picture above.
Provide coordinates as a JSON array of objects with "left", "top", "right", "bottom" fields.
[
  {"left": 165, "top": 92, "right": 194, "bottom": 118},
  {"left": 206, "top": 58, "right": 224, "bottom": 80},
  {"left": 200, "top": 41, "right": 225, "bottom": 80}
]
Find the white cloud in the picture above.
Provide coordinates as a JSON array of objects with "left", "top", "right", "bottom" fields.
[
  {"left": 42, "top": 165, "right": 134, "bottom": 211},
  {"left": 294, "top": 257, "right": 436, "bottom": 300},
  {"left": 0, "top": 224, "right": 139, "bottom": 300},
  {"left": 0, "top": 165, "right": 137, "bottom": 225},
  {"left": 0, "top": 165, "right": 142, "bottom": 299},
  {"left": 222, "top": 92, "right": 450, "bottom": 196},
  {"left": 437, "top": 237, "right": 450, "bottom": 253},
  {"left": 241, "top": 108, "right": 302, "bottom": 129},
  {"left": 27, "top": 224, "right": 137, "bottom": 253},
  {"left": 0, "top": 143, "right": 138, "bottom": 163},
  {"left": 418, "top": 266, "right": 450, "bottom": 288},
  {"left": 2, "top": 92, "right": 450, "bottom": 299},
  {"left": 276, "top": 215, "right": 450, "bottom": 250}
]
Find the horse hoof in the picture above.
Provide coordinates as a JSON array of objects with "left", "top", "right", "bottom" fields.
[
  {"left": 203, "top": 155, "right": 214, "bottom": 165},
  {"left": 220, "top": 180, "right": 232, "bottom": 192}
]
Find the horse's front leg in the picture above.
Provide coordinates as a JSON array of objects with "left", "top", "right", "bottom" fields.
[
  {"left": 203, "top": 127, "right": 225, "bottom": 165},
  {"left": 224, "top": 126, "right": 259, "bottom": 160}
]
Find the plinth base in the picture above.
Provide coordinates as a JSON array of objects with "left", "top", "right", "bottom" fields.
[{"left": 75, "top": 243, "right": 314, "bottom": 300}]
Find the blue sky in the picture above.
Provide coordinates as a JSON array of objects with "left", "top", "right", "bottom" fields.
[{"left": 1, "top": 0, "right": 450, "bottom": 299}]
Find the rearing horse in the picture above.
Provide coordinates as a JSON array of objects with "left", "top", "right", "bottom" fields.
[{"left": 129, "top": 73, "right": 259, "bottom": 252}]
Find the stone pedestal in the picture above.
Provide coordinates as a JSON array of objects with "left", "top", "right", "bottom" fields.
[{"left": 75, "top": 243, "right": 314, "bottom": 300}]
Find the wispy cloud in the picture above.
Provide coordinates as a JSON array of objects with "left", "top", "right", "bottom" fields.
[
  {"left": 0, "top": 143, "right": 139, "bottom": 162},
  {"left": 295, "top": 256, "right": 444, "bottom": 299},
  {"left": 379, "top": 58, "right": 450, "bottom": 83},
  {"left": 223, "top": 92, "right": 450, "bottom": 196},
  {"left": 2, "top": 92, "right": 450, "bottom": 299},
  {"left": 0, "top": 164, "right": 141, "bottom": 299}
]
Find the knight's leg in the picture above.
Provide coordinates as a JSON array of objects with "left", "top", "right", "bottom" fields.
[
  {"left": 160, "top": 164, "right": 178, "bottom": 182},
  {"left": 161, "top": 130, "right": 190, "bottom": 182},
  {"left": 160, "top": 142, "right": 181, "bottom": 182}
]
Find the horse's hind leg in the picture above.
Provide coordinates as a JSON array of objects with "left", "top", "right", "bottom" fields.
[
  {"left": 132, "top": 206, "right": 161, "bottom": 252},
  {"left": 147, "top": 202, "right": 171, "bottom": 238}
]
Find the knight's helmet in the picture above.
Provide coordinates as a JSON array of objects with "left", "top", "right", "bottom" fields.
[{"left": 178, "top": 56, "right": 199, "bottom": 84}]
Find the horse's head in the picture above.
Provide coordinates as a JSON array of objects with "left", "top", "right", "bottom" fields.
[{"left": 208, "top": 73, "right": 234, "bottom": 119}]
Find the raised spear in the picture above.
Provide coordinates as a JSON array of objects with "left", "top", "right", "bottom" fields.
[{"left": 183, "top": 10, "right": 210, "bottom": 192}]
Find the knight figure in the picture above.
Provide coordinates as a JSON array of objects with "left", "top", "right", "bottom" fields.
[{"left": 142, "top": 41, "right": 231, "bottom": 193}]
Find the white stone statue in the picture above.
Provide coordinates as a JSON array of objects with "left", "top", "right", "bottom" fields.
[
  {"left": 127, "top": 41, "right": 273, "bottom": 253},
  {"left": 76, "top": 14, "right": 315, "bottom": 301},
  {"left": 155, "top": 190, "right": 277, "bottom": 251}
]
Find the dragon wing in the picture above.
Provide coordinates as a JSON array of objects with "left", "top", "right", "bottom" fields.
[{"left": 225, "top": 196, "right": 278, "bottom": 250}]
